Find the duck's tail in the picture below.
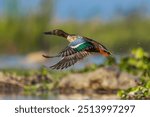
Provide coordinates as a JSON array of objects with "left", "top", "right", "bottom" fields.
[
  {"left": 99, "top": 49, "right": 111, "bottom": 57},
  {"left": 98, "top": 44, "right": 112, "bottom": 57}
]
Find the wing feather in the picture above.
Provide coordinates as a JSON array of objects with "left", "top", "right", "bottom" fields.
[
  {"left": 42, "top": 46, "right": 77, "bottom": 58},
  {"left": 49, "top": 51, "right": 90, "bottom": 69},
  {"left": 59, "top": 46, "right": 77, "bottom": 57}
]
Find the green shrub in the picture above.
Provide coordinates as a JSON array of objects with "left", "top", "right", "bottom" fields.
[{"left": 118, "top": 48, "right": 150, "bottom": 99}]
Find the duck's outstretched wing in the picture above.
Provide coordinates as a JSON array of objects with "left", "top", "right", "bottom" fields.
[
  {"left": 49, "top": 51, "right": 90, "bottom": 70},
  {"left": 42, "top": 46, "right": 77, "bottom": 58},
  {"left": 43, "top": 41, "right": 95, "bottom": 58},
  {"left": 43, "top": 42, "right": 95, "bottom": 69}
]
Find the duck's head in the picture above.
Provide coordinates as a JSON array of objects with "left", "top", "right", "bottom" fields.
[
  {"left": 44, "top": 29, "right": 80, "bottom": 42},
  {"left": 44, "top": 29, "right": 69, "bottom": 38}
]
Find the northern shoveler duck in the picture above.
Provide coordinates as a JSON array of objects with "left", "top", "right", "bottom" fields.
[{"left": 43, "top": 29, "right": 111, "bottom": 70}]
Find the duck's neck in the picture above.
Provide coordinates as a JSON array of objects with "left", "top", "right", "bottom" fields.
[{"left": 67, "top": 35, "right": 78, "bottom": 42}]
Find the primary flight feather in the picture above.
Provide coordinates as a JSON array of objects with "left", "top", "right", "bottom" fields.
[{"left": 43, "top": 29, "right": 111, "bottom": 70}]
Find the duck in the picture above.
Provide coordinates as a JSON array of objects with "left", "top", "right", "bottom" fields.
[{"left": 43, "top": 29, "right": 111, "bottom": 70}]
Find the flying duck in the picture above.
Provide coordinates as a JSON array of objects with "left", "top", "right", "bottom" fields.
[{"left": 43, "top": 29, "right": 111, "bottom": 70}]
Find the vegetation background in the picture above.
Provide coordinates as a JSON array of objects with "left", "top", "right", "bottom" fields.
[
  {"left": 0, "top": 0, "right": 150, "bottom": 99},
  {"left": 0, "top": 0, "right": 150, "bottom": 54}
]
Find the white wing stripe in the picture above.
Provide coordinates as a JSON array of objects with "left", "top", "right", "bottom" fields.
[{"left": 70, "top": 42, "right": 85, "bottom": 48}]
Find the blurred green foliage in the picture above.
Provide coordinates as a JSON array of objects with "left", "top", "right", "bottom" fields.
[
  {"left": 119, "top": 48, "right": 150, "bottom": 75},
  {"left": 118, "top": 48, "right": 150, "bottom": 99},
  {"left": 0, "top": 0, "right": 53, "bottom": 54},
  {"left": 0, "top": 0, "right": 150, "bottom": 54}
]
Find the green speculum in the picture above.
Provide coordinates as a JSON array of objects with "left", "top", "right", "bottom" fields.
[{"left": 75, "top": 42, "right": 92, "bottom": 51}]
